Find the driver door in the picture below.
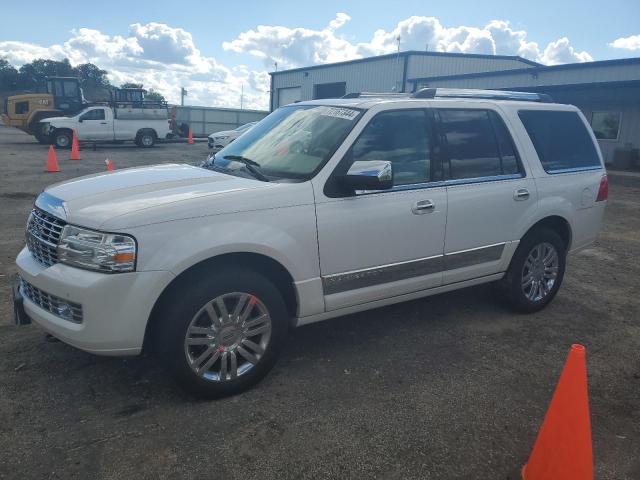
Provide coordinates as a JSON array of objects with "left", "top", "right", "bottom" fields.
[
  {"left": 314, "top": 108, "right": 447, "bottom": 311},
  {"left": 77, "top": 108, "right": 111, "bottom": 141}
]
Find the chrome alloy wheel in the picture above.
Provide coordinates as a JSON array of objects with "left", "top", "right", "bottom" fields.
[
  {"left": 141, "top": 134, "right": 154, "bottom": 146},
  {"left": 521, "top": 242, "right": 559, "bottom": 302},
  {"left": 184, "top": 292, "right": 272, "bottom": 381}
]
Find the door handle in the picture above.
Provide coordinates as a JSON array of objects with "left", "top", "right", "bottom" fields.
[
  {"left": 412, "top": 199, "right": 435, "bottom": 214},
  {"left": 514, "top": 188, "right": 530, "bottom": 201},
  {"left": 100, "top": 122, "right": 107, "bottom": 124}
]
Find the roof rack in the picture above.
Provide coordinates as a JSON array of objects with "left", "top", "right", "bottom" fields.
[
  {"left": 341, "top": 92, "right": 407, "bottom": 99},
  {"left": 411, "top": 88, "right": 554, "bottom": 103}
]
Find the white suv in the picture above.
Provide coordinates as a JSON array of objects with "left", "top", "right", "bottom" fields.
[{"left": 13, "top": 89, "right": 608, "bottom": 397}]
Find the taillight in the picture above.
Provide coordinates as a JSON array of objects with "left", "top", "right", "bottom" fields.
[{"left": 596, "top": 175, "right": 608, "bottom": 202}]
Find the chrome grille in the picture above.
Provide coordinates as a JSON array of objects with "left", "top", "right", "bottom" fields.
[
  {"left": 26, "top": 208, "right": 66, "bottom": 267},
  {"left": 19, "top": 277, "right": 83, "bottom": 323}
]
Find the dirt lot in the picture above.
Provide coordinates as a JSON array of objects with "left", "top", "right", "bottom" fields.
[{"left": 0, "top": 125, "right": 638, "bottom": 479}]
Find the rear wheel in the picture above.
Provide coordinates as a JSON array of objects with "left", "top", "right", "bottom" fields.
[
  {"left": 154, "top": 268, "right": 288, "bottom": 398},
  {"left": 500, "top": 228, "right": 566, "bottom": 312},
  {"left": 53, "top": 130, "right": 72, "bottom": 149},
  {"left": 136, "top": 130, "right": 156, "bottom": 148}
]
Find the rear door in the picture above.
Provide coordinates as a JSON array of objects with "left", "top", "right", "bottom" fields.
[
  {"left": 436, "top": 106, "right": 538, "bottom": 284},
  {"left": 76, "top": 108, "right": 112, "bottom": 140}
]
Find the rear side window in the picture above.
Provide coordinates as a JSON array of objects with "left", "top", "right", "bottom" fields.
[
  {"left": 438, "top": 109, "right": 521, "bottom": 180},
  {"left": 518, "top": 110, "right": 601, "bottom": 173}
]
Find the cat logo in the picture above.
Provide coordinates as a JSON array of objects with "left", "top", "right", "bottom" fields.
[{"left": 37, "top": 99, "right": 50, "bottom": 105}]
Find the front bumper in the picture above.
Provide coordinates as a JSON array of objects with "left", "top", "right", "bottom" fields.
[{"left": 15, "top": 247, "right": 175, "bottom": 356}]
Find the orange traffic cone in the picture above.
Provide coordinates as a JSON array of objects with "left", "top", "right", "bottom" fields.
[
  {"left": 70, "top": 129, "right": 81, "bottom": 160},
  {"left": 105, "top": 158, "right": 115, "bottom": 171},
  {"left": 187, "top": 127, "right": 194, "bottom": 145},
  {"left": 45, "top": 145, "right": 60, "bottom": 172},
  {"left": 522, "top": 344, "right": 593, "bottom": 480}
]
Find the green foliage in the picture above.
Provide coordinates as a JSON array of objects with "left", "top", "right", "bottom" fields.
[
  {"left": 121, "top": 82, "right": 143, "bottom": 89},
  {"left": 145, "top": 88, "right": 166, "bottom": 103},
  {"left": 0, "top": 58, "right": 18, "bottom": 90},
  {"left": 0, "top": 58, "right": 167, "bottom": 103},
  {"left": 18, "top": 58, "right": 76, "bottom": 90}
]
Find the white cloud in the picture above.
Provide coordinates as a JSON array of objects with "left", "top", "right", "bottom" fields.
[
  {"left": 222, "top": 12, "right": 362, "bottom": 69},
  {"left": 609, "top": 34, "right": 640, "bottom": 50},
  {"left": 539, "top": 37, "right": 593, "bottom": 64},
  {"left": 226, "top": 14, "right": 593, "bottom": 68},
  {"left": 0, "top": 23, "right": 268, "bottom": 110},
  {"left": 0, "top": 15, "right": 595, "bottom": 110}
]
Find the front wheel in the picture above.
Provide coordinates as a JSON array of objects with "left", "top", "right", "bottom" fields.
[
  {"left": 53, "top": 130, "right": 72, "bottom": 149},
  {"left": 499, "top": 228, "right": 566, "bottom": 313},
  {"left": 154, "top": 268, "right": 288, "bottom": 398}
]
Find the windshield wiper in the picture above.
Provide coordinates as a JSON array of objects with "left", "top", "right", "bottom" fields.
[{"left": 223, "top": 155, "right": 269, "bottom": 182}]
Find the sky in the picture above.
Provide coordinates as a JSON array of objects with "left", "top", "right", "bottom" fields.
[{"left": 1, "top": 0, "right": 639, "bottom": 110}]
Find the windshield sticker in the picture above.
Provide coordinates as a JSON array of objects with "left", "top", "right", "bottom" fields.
[{"left": 319, "top": 107, "right": 359, "bottom": 121}]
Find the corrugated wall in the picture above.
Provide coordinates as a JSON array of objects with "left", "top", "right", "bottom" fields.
[
  {"left": 416, "top": 63, "right": 640, "bottom": 90},
  {"left": 271, "top": 53, "right": 536, "bottom": 106},
  {"left": 175, "top": 106, "right": 268, "bottom": 137},
  {"left": 405, "top": 55, "right": 533, "bottom": 91}
]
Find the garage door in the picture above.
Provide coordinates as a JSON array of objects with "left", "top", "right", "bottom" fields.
[{"left": 278, "top": 87, "right": 301, "bottom": 107}]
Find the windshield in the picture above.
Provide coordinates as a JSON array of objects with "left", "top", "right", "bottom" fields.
[{"left": 207, "top": 105, "right": 362, "bottom": 180}]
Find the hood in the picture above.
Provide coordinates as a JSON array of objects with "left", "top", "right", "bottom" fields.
[
  {"left": 38, "top": 163, "right": 281, "bottom": 230},
  {"left": 208, "top": 129, "right": 235, "bottom": 139},
  {"left": 40, "top": 116, "right": 69, "bottom": 123}
]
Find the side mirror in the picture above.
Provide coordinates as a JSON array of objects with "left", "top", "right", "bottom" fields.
[
  {"left": 338, "top": 160, "right": 394, "bottom": 192},
  {"left": 78, "top": 118, "right": 83, "bottom": 123}
]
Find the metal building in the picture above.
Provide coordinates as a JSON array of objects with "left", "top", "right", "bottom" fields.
[
  {"left": 270, "top": 52, "right": 640, "bottom": 166},
  {"left": 269, "top": 51, "right": 538, "bottom": 109},
  {"left": 173, "top": 105, "right": 268, "bottom": 137}
]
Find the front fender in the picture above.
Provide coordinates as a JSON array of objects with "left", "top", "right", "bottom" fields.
[{"left": 129, "top": 205, "right": 321, "bottom": 283}]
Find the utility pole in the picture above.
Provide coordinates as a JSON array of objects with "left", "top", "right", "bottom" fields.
[
  {"left": 180, "top": 87, "right": 188, "bottom": 106},
  {"left": 393, "top": 35, "right": 401, "bottom": 92}
]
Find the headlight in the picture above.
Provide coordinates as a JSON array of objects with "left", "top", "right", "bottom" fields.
[
  {"left": 216, "top": 136, "right": 229, "bottom": 140},
  {"left": 57, "top": 225, "right": 137, "bottom": 273}
]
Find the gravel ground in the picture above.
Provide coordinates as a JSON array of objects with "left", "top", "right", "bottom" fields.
[{"left": 0, "top": 125, "right": 638, "bottom": 480}]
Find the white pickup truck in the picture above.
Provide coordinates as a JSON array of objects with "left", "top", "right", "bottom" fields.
[{"left": 42, "top": 105, "right": 172, "bottom": 148}]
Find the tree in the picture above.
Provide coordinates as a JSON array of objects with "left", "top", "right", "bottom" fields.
[
  {"left": 75, "top": 63, "right": 110, "bottom": 89},
  {"left": 145, "top": 88, "right": 166, "bottom": 103},
  {"left": 0, "top": 58, "right": 18, "bottom": 90},
  {"left": 17, "top": 58, "right": 75, "bottom": 90},
  {"left": 121, "top": 82, "right": 143, "bottom": 89}
]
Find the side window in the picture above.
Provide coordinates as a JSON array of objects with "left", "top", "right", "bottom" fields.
[
  {"left": 488, "top": 111, "right": 520, "bottom": 175},
  {"left": 63, "top": 81, "right": 78, "bottom": 98},
  {"left": 15, "top": 101, "right": 29, "bottom": 114},
  {"left": 80, "top": 109, "right": 105, "bottom": 121},
  {"left": 349, "top": 110, "right": 431, "bottom": 186},
  {"left": 439, "top": 109, "right": 502, "bottom": 180},
  {"left": 519, "top": 110, "right": 601, "bottom": 173}
]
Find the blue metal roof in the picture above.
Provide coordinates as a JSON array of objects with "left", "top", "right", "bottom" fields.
[
  {"left": 269, "top": 50, "right": 541, "bottom": 76},
  {"left": 408, "top": 56, "right": 640, "bottom": 83}
]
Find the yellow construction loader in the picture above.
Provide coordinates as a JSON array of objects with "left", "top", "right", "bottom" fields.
[{"left": 1, "top": 77, "right": 87, "bottom": 143}]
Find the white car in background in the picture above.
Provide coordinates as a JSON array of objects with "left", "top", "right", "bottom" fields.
[{"left": 208, "top": 122, "right": 257, "bottom": 150}]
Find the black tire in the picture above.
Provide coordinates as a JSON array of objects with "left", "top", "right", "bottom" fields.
[
  {"left": 499, "top": 227, "right": 566, "bottom": 313},
  {"left": 154, "top": 267, "right": 288, "bottom": 398},
  {"left": 34, "top": 130, "right": 50, "bottom": 144},
  {"left": 33, "top": 124, "right": 50, "bottom": 144},
  {"left": 137, "top": 130, "right": 156, "bottom": 148},
  {"left": 53, "top": 130, "right": 72, "bottom": 149}
]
